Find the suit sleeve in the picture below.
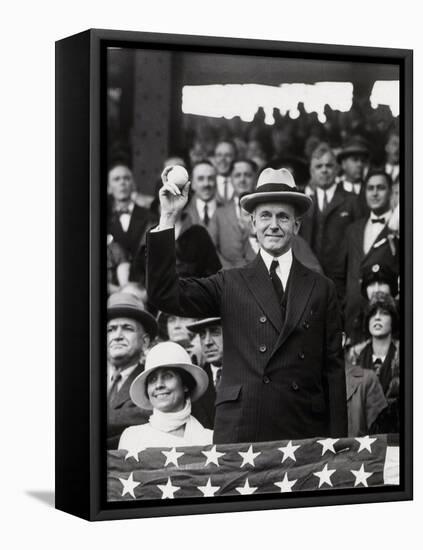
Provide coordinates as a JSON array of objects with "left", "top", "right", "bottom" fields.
[
  {"left": 324, "top": 279, "right": 348, "bottom": 437},
  {"left": 146, "top": 228, "right": 223, "bottom": 318}
]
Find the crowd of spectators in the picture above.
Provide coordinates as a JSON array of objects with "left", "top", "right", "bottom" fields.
[{"left": 106, "top": 99, "right": 400, "bottom": 449}]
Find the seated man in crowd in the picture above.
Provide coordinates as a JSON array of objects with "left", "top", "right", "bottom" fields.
[
  {"left": 107, "top": 291, "right": 158, "bottom": 449},
  {"left": 344, "top": 170, "right": 399, "bottom": 342},
  {"left": 187, "top": 317, "right": 223, "bottom": 429}
]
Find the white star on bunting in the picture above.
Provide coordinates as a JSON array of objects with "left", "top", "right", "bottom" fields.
[
  {"left": 235, "top": 478, "right": 258, "bottom": 495},
  {"left": 278, "top": 440, "right": 301, "bottom": 463},
  {"left": 313, "top": 463, "right": 336, "bottom": 488},
  {"left": 197, "top": 477, "right": 220, "bottom": 497},
  {"left": 123, "top": 445, "right": 146, "bottom": 462},
  {"left": 317, "top": 438, "right": 339, "bottom": 456},
  {"left": 119, "top": 472, "right": 140, "bottom": 499},
  {"left": 162, "top": 447, "right": 184, "bottom": 467},
  {"left": 274, "top": 472, "right": 297, "bottom": 493},
  {"left": 355, "top": 435, "right": 377, "bottom": 453},
  {"left": 157, "top": 477, "right": 180, "bottom": 499},
  {"left": 351, "top": 464, "right": 373, "bottom": 487},
  {"left": 202, "top": 445, "right": 226, "bottom": 466},
  {"left": 238, "top": 445, "right": 261, "bottom": 467}
]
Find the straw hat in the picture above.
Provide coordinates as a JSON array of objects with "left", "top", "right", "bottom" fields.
[
  {"left": 129, "top": 341, "right": 209, "bottom": 410},
  {"left": 239, "top": 167, "right": 311, "bottom": 215}
]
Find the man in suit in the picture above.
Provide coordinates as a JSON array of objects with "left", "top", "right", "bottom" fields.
[
  {"left": 344, "top": 170, "right": 399, "bottom": 341},
  {"left": 336, "top": 136, "right": 370, "bottom": 217},
  {"left": 300, "top": 143, "right": 361, "bottom": 302},
  {"left": 208, "top": 159, "right": 258, "bottom": 268},
  {"left": 107, "top": 162, "right": 157, "bottom": 278},
  {"left": 186, "top": 317, "right": 223, "bottom": 429},
  {"left": 107, "top": 291, "right": 158, "bottom": 449},
  {"left": 214, "top": 140, "right": 237, "bottom": 202},
  {"left": 179, "top": 161, "right": 222, "bottom": 236},
  {"left": 146, "top": 166, "right": 347, "bottom": 444}
]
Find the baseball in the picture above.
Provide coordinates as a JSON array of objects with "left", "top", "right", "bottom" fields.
[{"left": 167, "top": 165, "right": 189, "bottom": 188}]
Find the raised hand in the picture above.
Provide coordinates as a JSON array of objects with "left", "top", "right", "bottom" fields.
[{"left": 159, "top": 166, "right": 190, "bottom": 224}]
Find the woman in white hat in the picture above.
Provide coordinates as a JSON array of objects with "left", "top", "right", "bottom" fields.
[{"left": 118, "top": 341, "right": 212, "bottom": 450}]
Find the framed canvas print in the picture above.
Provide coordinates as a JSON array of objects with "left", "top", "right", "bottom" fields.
[{"left": 55, "top": 28, "right": 412, "bottom": 521}]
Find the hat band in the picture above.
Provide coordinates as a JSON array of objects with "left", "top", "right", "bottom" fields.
[{"left": 256, "top": 183, "right": 300, "bottom": 193}]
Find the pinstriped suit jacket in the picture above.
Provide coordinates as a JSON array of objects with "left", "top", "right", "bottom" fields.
[{"left": 147, "top": 229, "right": 347, "bottom": 444}]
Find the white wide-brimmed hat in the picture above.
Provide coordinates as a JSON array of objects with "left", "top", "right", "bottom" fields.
[
  {"left": 240, "top": 167, "right": 312, "bottom": 215},
  {"left": 129, "top": 341, "right": 209, "bottom": 410}
]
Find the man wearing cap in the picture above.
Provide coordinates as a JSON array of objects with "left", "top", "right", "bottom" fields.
[
  {"left": 186, "top": 318, "right": 223, "bottom": 429},
  {"left": 343, "top": 171, "right": 399, "bottom": 341},
  {"left": 146, "top": 166, "right": 347, "bottom": 444},
  {"left": 300, "top": 143, "right": 361, "bottom": 302},
  {"left": 107, "top": 292, "right": 158, "bottom": 449},
  {"left": 336, "top": 136, "right": 370, "bottom": 216}
]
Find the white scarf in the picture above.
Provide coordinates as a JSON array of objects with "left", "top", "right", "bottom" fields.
[{"left": 149, "top": 398, "right": 192, "bottom": 433}]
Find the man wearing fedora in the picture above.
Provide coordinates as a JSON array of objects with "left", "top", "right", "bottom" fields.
[
  {"left": 186, "top": 317, "right": 223, "bottom": 429},
  {"left": 107, "top": 291, "right": 158, "bottom": 449},
  {"left": 146, "top": 165, "right": 347, "bottom": 444}
]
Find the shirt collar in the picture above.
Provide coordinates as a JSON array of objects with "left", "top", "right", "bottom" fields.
[
  {"left": 108, "top": 362, "right": 138, "bottom": 382},
  {"left": 196, "top": 197, "right": 216, "bottom": 210},
  {"left": 260, "top": 247, "right": 293, "bottom": 272},
  {"left": 114, "top": 201, "right": 134, "bottom": 214},
  {"left": 370, "top": 209, "right": 392, "bottom": 223}
]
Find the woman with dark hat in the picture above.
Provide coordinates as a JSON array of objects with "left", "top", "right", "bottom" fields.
[{"left": 118, "top": 341, "right": 212, "bottom": 451}]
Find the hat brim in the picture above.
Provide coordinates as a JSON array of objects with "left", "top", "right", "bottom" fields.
[
  {"left": 337, "top": 148, "right": 369, "bottom": 162},
  {"left": 186, "top": 317, "right": 221, "bottom": 333},
  {"left": 108, "top": 306, "right": 158, "bottom": 339},
  {"left": 129, "top": 363, "right": 209, "bottom": 410},
  {"left": 240, "top": 191, "right": 312, "bottom": 215}
]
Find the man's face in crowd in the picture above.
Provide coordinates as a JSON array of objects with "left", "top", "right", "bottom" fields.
[
  {"left": 310, "top": 152, "right": 337, "bottom": 189},
  {"left": 108, "top": 165, "right": 133, "bottom": 202},
  {"left": 369, "top": 308, "right": 392, "bottom": 338},
  {"left": 198, "top": 324, "right": 223, "bottom": 366},
  {"left": 167, "top": 316, "right": 197, "bottom": 345},
  {"left": 191, "top": 163, "right": 217, "bottom": 202},
  {"left": 252, "top": 202, "right": 300, "bottom": 257},
  {"left": 342, "top": 154, "right": 367, "bottom": 183},
  {"left": 366, "top": 282, "right": 391, "bottom": 300},
  {"left": 386, "top": 134, "right": 400, "bottom": 165},
  {"left": 231, "top": 161, "right": 256, "bottom": 197},
  {"left": 214, "top": 142, "right": 236, "bottom": 176},
  {"left": 365, "top": 174, "right": 391, "bottom": 215},
  {"left": 107, "top": 317, "right": 149, "bottom": 368}
]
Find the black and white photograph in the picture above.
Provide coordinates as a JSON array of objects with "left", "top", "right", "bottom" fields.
[{"left": 104, "top": 41, "right": 407, "bottom": 505}]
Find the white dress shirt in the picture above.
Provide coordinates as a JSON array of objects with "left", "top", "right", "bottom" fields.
[
  {"left": 210, "top": 364, "right": 222, "bottom": 387},
  {"left": 116, "top": 201, "right": 134, "bottom": 232},
  {"left": 385, "top": 163, "right": 400, "bottom": 183},
  {"left": 363, "top": 210, "right": 392, "bottom": 254},
  {"left": 260, "top": 247, "right": 293, "bottom": 290},
  {"left": 195, "top": 197, "right": 217, "bottom": 223},
  {"left": 316, "top": 184, "right": 337, "bottom": 211},
  {"left": 107, "top": 363, "right": 138, "bottom": 394},
  {"left": 342, "top": 180, "right": 362, "bottom": 195}
]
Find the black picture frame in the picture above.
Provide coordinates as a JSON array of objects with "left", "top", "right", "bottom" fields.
[{"left": 55, "top": 28, "right": 413, "bottom": 521}]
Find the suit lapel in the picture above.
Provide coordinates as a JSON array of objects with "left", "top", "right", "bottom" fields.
[
  {"left": 270, "top": 258, "right": 315, "bottom": 357},
  {"left": 323, "top": 186, "right": 345, "bottom": 219},
  {"left": 240, "top": 255, "right": 283, "bottom": 332},
  {"left": 111, "top": 363, "right": 144, "bottom": 409},
  {"left": 351, "top": 219, "right": 367, "bottom": 258},
  {"left": 362, "top": 224, "right": 393, "bottom": 263}
]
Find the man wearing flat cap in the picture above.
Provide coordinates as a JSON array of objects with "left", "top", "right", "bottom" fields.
[
  {"left": 186, "top": 317, "right": 223, "bottom": 429},
  {"left": 146, "top": 166, "right": 347, "bottom": 444},
  {"left": 107, "top": 291, "right": 158, "bottom": 449}
]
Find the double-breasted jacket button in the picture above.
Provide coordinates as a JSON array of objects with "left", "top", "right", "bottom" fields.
[
  {"left": 259, "top": 316, "right": 267, "bottom": 324},
  {"left": 259, "top": 345, "right": 267, "bottom": 353},
  {"left": 263, "top": 375, "right": 271, "bottom": 384},
  {"left": 298, "top": 352, "right": 305, "bottom": 360},
  {"left": 303, "top": 321, "right": 310, "bottom": 329},
  {"left": 291, "top": 381, "right": 299, "bottom": 391}
]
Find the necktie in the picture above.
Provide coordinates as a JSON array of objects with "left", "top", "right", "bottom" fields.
[
  {"left": 215, "top": 367, "right": 222, "bottom": 390},
  {"left": 203, "top": 203, "right": 209, "bottom": 226},
  {"left": 322, "top": 190, "right": 328, "bottom": 212},
  {"left": 372, "top": 358, "right": 383, "bottom": 375},
  {"left": 270, "top": 260, "right": 284, "bottom": 304},
  {"left": 371, "top": 217, "right": 385, "bottom": 224},
  {"left": 108, "top": 372, "right": 122, "bottom": 403}
]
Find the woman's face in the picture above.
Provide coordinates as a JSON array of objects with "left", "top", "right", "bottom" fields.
[
  {"left": 147, "top": 368, "right": 187, "bottom": 413},
  {"left": 369, "top": 308, "right": 392, "bottom": 338}
]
